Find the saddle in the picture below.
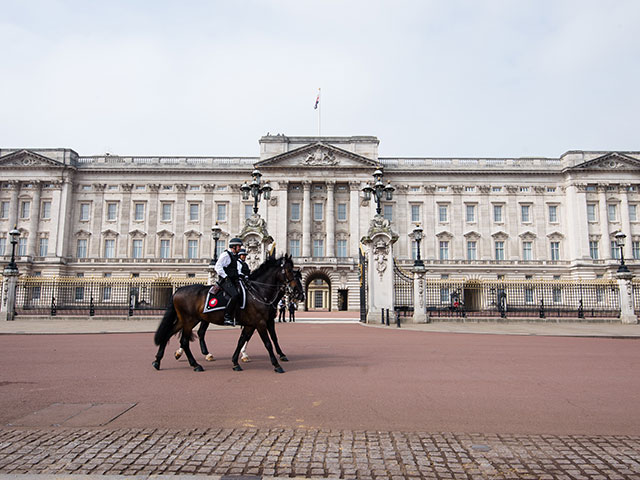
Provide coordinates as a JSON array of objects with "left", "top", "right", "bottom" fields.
[{"left": 203, "top": 281, "right": 247, "bottom": 314}]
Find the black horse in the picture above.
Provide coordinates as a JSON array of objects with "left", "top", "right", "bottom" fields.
[{"left": 153, "top": 254, "right": 300, "bottom": 373}]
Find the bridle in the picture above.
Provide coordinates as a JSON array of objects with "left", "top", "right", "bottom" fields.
[{"left": 245, "top": 259, "right": 302, "bottom": 306}]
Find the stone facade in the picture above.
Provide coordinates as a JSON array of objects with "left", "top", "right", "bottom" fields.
[{"left": 1, "top": 136, "right": 639, "bottom": 311}]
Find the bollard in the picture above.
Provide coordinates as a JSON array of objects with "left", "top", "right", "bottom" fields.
[
  {"left": 396, "top": 310, "right": 401, "bottom": 328},
  {"left": 386, "top": 308, "right": 390, "bottom": 326},
  {"left": 381, "top": 308, "right": 385, "bottom": 325}
]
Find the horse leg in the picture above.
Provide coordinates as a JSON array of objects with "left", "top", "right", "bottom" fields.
[
  {"left": 153, "top": 342, "right": 167, "bottom": 370},
  {"left": 232, "top": 327, "right": 254, "bottom": 371},
  {"left": 180, "top": 330, "right": 203, "bottom": 372},
  {"left": 257, "top": 326, "right": 285, "bottom": 374},
  {"left": 267, "top": 317, "right": 288, "bottom": 362},
  {"left": 241, "top": 329, "right": 256, "bottom": 362},
  {"left": 197, "top": 322, "right": 214, "bottom": 361}
]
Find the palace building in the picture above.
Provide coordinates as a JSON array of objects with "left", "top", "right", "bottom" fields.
[{"left": 1, "top": 135, "right": 639, "bottom": 311}]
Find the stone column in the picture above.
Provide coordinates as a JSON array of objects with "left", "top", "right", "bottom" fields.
[
  {"left": 479, "top": 185, "right": 491, "bottom": 260},
  {"left": 302, "top": 181, "right": 311, "bottom": 257},
  {"left": 566, "top": 183, "right": 590, "bottom": 261},
  {"left": 597, "top": 185, "right": 610, "bottom": 259},
  {"left": 349, "top": 181, "right": 360, "bottom": 261},
  {"left": 533, "top": 186, "right": 547, "bottom": 260},
  {"left": 506, "top": 185, "right": 519, "bottom": 260},
  {"left": 326, "top": 180, "right": 335, "bottom": 257},
  {"left": 616, "top": 271, "right": 638, "bottom": 324},
  {"left": 451, "top": 185, "right": 464, "bottom": 260},
  {"left": 7, "top": 181, "right": 20, "bottom": 229},
  {"left": 90, "top": 183, "right": 106, "bottom": 258},
  {"left": 57, "top": 177, "right": 75, "bottom": 258},
  {"left": 175, "top": 184, "right": 188, "bottom": 258},
  {"left": 203, "top": 184, "right": 215, "bottom": 258},
  {"left": 147, "top": 184, "right": 161, "bottom": 257},
  {"left": 26, "top": 181, "right": 42, "bottom": 258},
  {"left": 276, "top": 181, "right": 289, "bottom": 255},
  {"left": 118, "top": 184, "right": 133, "bottom": 257},
  {"left": 620, "top": 185, "right": 632, "bottom": 261},
  {"left": 410, "top": 265, "right": 427, "bottom": 323},
  {"left": 424, "top": 185, "right": 436, "bottom": 261}
]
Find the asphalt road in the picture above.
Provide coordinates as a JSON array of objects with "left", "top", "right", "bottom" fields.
[{"left": 1, "top": 323, "right": 639, "bottom": 435}]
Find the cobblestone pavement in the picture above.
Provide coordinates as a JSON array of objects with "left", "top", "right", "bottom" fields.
[{"left": 1, "top": 428, "right": 639, "bottom": 479}]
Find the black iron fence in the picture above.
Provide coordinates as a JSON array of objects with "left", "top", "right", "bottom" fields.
[
  {"left": 12, "top": 276, "right": 202, "bottom": 316},
  {"left": 393, "top": 262, "right": 414, "bottom": 317}
]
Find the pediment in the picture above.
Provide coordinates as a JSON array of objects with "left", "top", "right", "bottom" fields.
[
  {"left": 255, "top": 142, "right": 379, "bottom": 169},
  {"left": 129, "top": 229, "right": 147, "bottom": 237},
  {"left": 464, "top": 230, "right": 481, "bottom": 239},
  {"left": 547, "top": 231, "right": 564, "bottom": 239},
  {"left": 435, "top": 230, "right": 453, "bottom": 239},
  {"left": 491, "top": 230, "right": 509, "bottom": 239},
  {"left": 0, "top": 150, "right": 66, "bottom": 168},
  {"left": 101, "top": 229, "right": 119, "bottom": 236},
  {"left": 156, "top": 229, "right": 174, "bottom": 237},
  {"left": 569, "top": 152, "right": 640, "bottom": 171},
  {"left": 184, "top": 229, "right": 202, "bottom": 237},
  {"left": 74, "top": 229, "right": 92, "bottom": 237},
  {"left": 519, "top": 230, "right": 537, "bottom": 240}
]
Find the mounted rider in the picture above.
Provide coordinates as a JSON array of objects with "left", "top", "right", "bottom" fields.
[
  {"left": 237, "top": 248, "right": 251, "bottom": 278},
  {"left": 214, "top": 237, "right": 244, "bottom": 326}
]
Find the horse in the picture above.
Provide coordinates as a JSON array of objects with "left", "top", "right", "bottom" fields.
[
  {"left": 153, "top": 254, "right": 300, "bottom": 373},
  {"left": 174, "top": 269, "right": 305, "bottom": 363}
]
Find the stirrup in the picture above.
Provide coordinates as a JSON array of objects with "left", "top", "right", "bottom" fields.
[{"left": 223, "top": 316, "right": 235, "bottom": 326}]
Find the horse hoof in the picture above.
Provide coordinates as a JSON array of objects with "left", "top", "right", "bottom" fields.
[
  {"left": 274, "top": 366, "right": 285, "bottom": 374},
  {"left": 205, "top": 354, "right": 215, "bottom": 361},
  {"left": 233, "top": 365, "right": 243, "bottom": 372},
  {"left": 279, "top": 355, "right": 289, "bottom": 362},
  {"left": 241, "top": 356, "right": 250, "bottom": 363},
  {"left": 193, "top": 365, "right": 204, "bottom": 372},
  {"left": 175, "top": 348, "right": 183, "bottom": 360},
  {"left": 152, "top": 361, "right": 160, "bottom": 370}
]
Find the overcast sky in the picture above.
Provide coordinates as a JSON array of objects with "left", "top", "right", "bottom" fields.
[{"left": 1, "top": 0, "right": 639, "bottom": 158}]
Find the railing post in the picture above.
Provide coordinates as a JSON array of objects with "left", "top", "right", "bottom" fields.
[
  {"left": 616, "top": 271, "right": 638, "bottom": 324},
  {"left": 386, "top": 308, "right": 390, "bottom": 326},
  {"left": 50, "top": 295, "right": 56, "bottom": 316},
  {"left": 89, "top": 296, "right": 95, "bottom": 317},
  {"left": 1, "top": 271, "right": 19, "bottom": 321}
]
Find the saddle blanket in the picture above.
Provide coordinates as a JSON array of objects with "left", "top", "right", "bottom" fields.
[{"left": 203, "top": 281, "right": 247, "bottom": 314}]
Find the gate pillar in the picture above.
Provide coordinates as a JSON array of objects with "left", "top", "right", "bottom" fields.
[
  {"left": 1, "top": 266, "right": 19, "bottom": 321},
  {"left": 616, "top": 271, "right": 638, "bottom": 324},
  {"left": 239, "top": 213, "right": 275, "bottom": 271},
  {"left": 361, "top": 214, "right": 398, "bottom": 323},
  {"left": 410, "top": 265, "right": 427, "bottom": 323}
]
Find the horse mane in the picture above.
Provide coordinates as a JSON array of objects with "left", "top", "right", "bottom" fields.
[{"left": 249, "top": 254, "right": 290, "bottom": 280}]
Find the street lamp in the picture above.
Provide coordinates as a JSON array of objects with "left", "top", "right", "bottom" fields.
[
  {"left": 615, "top": 231, "right": 630, "bottom": 273},
  {"left": 210, "top": 223, "right": 222, "bottom": 265},
  {"left": 362, "top": 167, "right": 395, "bottom": 215},
  {"left": 412, "top": 224, "right": 424, "bottom": 267},
  {"left": 240, "top": 168, "right": 272, "bottom": 215},
  {"left": 6, "top": 226, "right": 20, "bottom": 273}
]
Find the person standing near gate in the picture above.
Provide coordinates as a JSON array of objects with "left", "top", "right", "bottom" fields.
[
  {"left": 278, "top": 297, "right": 286, "bottom": 322},
  {"left": 214, "top": 237, "right": 243, "bottom": 326},
  {"left": 288, "top": 299, "right": 297, "bottom": 323}
]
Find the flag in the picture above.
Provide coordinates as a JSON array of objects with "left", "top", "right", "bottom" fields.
[{"left": 314, "top": 89, "right": 320, "bottom": 109}]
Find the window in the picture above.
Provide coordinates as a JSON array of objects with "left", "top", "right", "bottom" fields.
[
  {"left": 105, "top": 239, "right": 115, "bottom": 258},
  {"left": 438, "top": 205, "right": 448, "bottom": 222},
  {"left": 289, "top": 239, "right": 300, "bottom": 257},
  {"left": 215, "top": 239, "right": 226, "bottom": 259},
  {"left": 314, "top": 291, "right": 323, "bottom": 309},
  {"left": 77, "top": 239, "right": 87, "bottom": 258},
  {"left": 38, "top": 238, "right": 48, "bottom": 257},
  {"left": 134, "top": 203, "right": 145, "bottom": 221},
  {"left": 20, "top": 201, "right": 30, "bottom": 219},
  {"left": 465, "top": 205, "right": 475, "bottom": 223},
  {"left": 132, "top": 239, "right": 143, "bottom": 258},
  {"left": 383, "top": 204, "right": 393, "bottom": 222},
  {"left": 633, "top": 241, "right": 640, "bottom": 260},
  {"left": 437, "top": 186, "right": 447, "bottom": 192},
  {"left": 161, "top": 203, "right": 171, "bottom": 221},
  {"left": 492, "top": 186, "right": 502, "bottom": 192},
  {"left": 105, "top": 203, "right": 117, "bottom": 221},
  {"left": 548, "top": 205, "right": 558, "bottom": 223},
  {"left": 547, "top": 187, "right": 556, "bottom": 193},
  {"left": 495, "top": 241, "right": 505, "bottom": 260},
  {"left": 587, "top": 204, "right": 597, "bottom": 222},
  {"left": 608, "top": 204, "right": 617, "bottom": 222},
  {"left": 630, "top": 205, "right": 638, "bottom": 222},
  {"left": 313, "top": 203, "right": 323, "bottom": 221},
  {"left": 290, "top": 203, "right": 300, "bottom": 221},
  {"left": 525, "top": 276, "right": 534, "bottom": 303},
  {"left": 552, "top": 276, "right": 562, "bottom": 303},
  {"left": 411, "top": 205, "right": 420, "bottom": 223},
  {"left": 102, "top": 273, "right": 112, "bottom": 301},
  {"left": 465, "top": 186, "right": 475, "bottom": 192},
  {"left": 0, "top": 201, "right": 9, "bottom": 219},
  {"left": 189, "top": 203, "right": 199, "bottom": 221},
  {"left": 522, "top": 241, "right": 532, "bottom": 261},
  {"left": 160, "top": 239, "right": 170, "bottom": 259},
  {"left": 611, "top": 240, "right": 620, "bottom": 260},
  {"left": 75, "top": 273, "right": 84, "bottom": 301},
  {"left": 0, "top": 238, "right": 5, "bottom": 256},
  {"left": 520, "top": 186, "right": 529, "bottom": 193},
  {"left": 41, "top": 201, "right": 51, "bottom": 219},
  {"left": 187, "top": 240, "right": 199, "bottom": 259},
  {"left": 313, "top": 239, "right": 324, "bottom": 257},
  {"left": 467, "top": 241, "right": 477, "bottom": 260},
  {"left": 216, "top": 204, "right": 226, "bottom": 222},
  {"left": 189, "top": 185, "right": 200, "bottom": 191},
  {"left": 338, "top": 203, "right": 347, "bottom": 221},
  {"left": 18, "top": 238, "right": 27, "bottom": 256},
  {"left": 439, "top": 241, "right": 449, "bottom": 260},
  {"left": 79, "top": 203, "right": 90, "bottom": 221},
  {"left": 411, "top": 240, "right": 418, "bottom": 260},
  {"left": 521, "top": 205, "right": 530, "bottom": 223},
  {"left": 337, "top": 239, "right": 347, "bottom": 257},
  {"left": 589, "top": 240, "right": 599, "bottom": 260},
  {"left": 244, "top": 204, "right": 252, "bottom": 220},
  {"left": 493, "top": 205, "right": 503, "bottom": 222},
  {"left": 550, "top": 242, "right": 560, "bottom": 261}
]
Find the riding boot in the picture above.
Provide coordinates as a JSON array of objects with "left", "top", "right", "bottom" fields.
[{"left": 223, "top": 313, "right": 235, "bottom": 326}]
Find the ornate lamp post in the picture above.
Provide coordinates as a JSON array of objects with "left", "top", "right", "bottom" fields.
[
  {"left": 3, "top": 226, "right": 20, "bottom": 321},
  {"left": 210, "top": 222, "right": 222, "bottom": 265},
  {"left": 412, "top": 224, "right": 424, "bottom": 267},
  {"left": 361, "top": 168, "right": 395, "bottom": 215},
  {"left": 240, "top": 168, "right": 272, "bottom": 215},
  {"left": 6, "top": 226, "right": 21, "bottom": 273},
  {"left": 615, "top": 231, "right": 630, "bottom": 273}
]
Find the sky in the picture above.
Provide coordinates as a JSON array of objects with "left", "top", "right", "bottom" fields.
[{"left": 1, "top": 0, "right": 639, "bottom": 158}]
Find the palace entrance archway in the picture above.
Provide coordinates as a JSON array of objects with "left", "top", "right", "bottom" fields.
[{"left": 305, "top": 272, "right": 331, "bottom": 311}]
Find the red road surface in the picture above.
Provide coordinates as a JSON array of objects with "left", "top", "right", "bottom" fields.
[{"left": 1, "top": 324, "right": 639, "bottom": 435}]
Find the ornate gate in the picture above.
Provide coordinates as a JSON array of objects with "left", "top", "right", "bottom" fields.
[
  {"left": 393, "top": 261, "right": 414, "bottom": 317},
  {"left": 359, "top": 245, "right": 368, "bottom": 322}
]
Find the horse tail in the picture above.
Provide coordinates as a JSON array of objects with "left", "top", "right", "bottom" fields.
[{"left": 154, "top": 296, "right": 177, "bottom": 346}]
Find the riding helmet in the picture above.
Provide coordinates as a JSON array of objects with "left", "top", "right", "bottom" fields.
[
  {"left": 229, "top": 237, "right": 244, "bottom": 247},
  {"left": 238, "top": 248, "right": 248, "bottom": 256}
]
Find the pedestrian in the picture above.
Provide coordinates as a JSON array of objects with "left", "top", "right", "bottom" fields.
[
  {"left": 288, "top": 299, "right": 297, "bottom": 323},
  {"left": 278, "top": 297, "right": 286, "bottom": 322}
]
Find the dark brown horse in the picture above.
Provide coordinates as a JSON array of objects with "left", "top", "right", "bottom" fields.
[{"left": 153, "top": 254, "right": 300, "bottom": 373}]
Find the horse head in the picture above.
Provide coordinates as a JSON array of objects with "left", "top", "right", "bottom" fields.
[{"left": 278, "top": 254, "right": 304, "bottom": 301}]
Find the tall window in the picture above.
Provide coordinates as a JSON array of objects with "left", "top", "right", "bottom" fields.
[
  {"left": 493, "top": 205, "right": 503, "bottom": 222},
  {"left": 160, "top": 239, "right": 170, "bottom": 259},
  {"left": 0, "top": 238, "right": 6, "bottom": 256},
  {"left": 105, "top": 203, "right": 117, "bottom": 221},
  {"left": 611, "top": 240, "right": 620, "bottom": 260},
  {"left": 189, "top": 203, "right": 199, "bottom": 221},
  {"left": 608, "top": 204, "right": 617, "bottom": 222},
  {"left": 521, "top": 205, "right": 530, "bottom": 223},
  {"left": 290, "top": 203, "right": 300, "bottom": 221},
  {"left": 630, "top": 204, "right": 638, "bottom": 222},
  {"left": 525, "top": 276, "right": 534, "bottom": 303},
  {"left": 589, "top": 240, "right": 599, "bottom": 260},
  {"left": 313, "top": 203, "right": 323, "bottom": 221},
  {"left": 550, "top": 241, "right": 560, "bottom": 261},
  {"left": 337, "top": 239, "right": 347, "bottom": 257},
  {"left": 0, "top": 201, "right": 9, "bottom": 219},
  {"left": 161, "top": 203, "right": 171, "bottom": 221},
  {"left": 439, "top": 241, "right": 449, "bottom": 260},
  {"left": 79, "top": 203, "right": 90, "bottom": 221},
  {"left": 216, "top": 204, "right": 226, "bottom": 222},
  {"left": 41, "top": 201, "right": 51, "bottom": 219},
  {"left": 548, "top": 205, "right": 558, "bottom": 223},
  {"left": 587, "top": 204, "right": 597, "bottom": 222},
  {"left": 313, "top": 239, "right": 324, "bottom": 257},
  {"left": 411, "top": 205, "right": 420, "bottom": 223},
  {"left": 20, "top": 201, "right": 30, "bottom": 219},
  {"left": 522, "top": 241, "right": 532, "bottom": 260},
  {"left": 216, "top": 239, "right": 226, "bottom": 259},
  {"left": 337, "top": 203, "right": 347, "bottom": 221},
  {"left": 244, "top": 204, "right": 252, "bottom": 220},
  {"left": 633, "top": 241, "right": 640, "bottom": 260},
  {"left": 132, "top": 239, "right": 143, "bottom": 258},
  {"left": 134, "top": 203, "right": 145, "bottom": 221},
  {"left": 187, "top": 239, "right": 199, "bottom": 259},
  {"left": 289, "top": 239, "right": 300, "bottom": 257},
  {"left": 495, "top": 241, "right": 505, "bottom": 260},
  {"left": 465, "top": 205, "right": 476, "bottom": 222},
  {"left": 77, "top": 239, "right": 88, "bottom": 258},
  {"left": 438, "top": 205, "right": 448, "bottom": 222},
  {"left": 104, "top": 239, "right": 115, "bottom": 258},
  {"left": 383, "top": 204, "right": 393, "bottom": 222},
  {"left": 75, "top": 273, "right": 84, "bottom": 301},
  {"left": 411, "top": 240, "right": 418, "bottom": 260},
  {"left": 103, "top": 273, "right": 112, "bottom": 301},
  {"left": 467, "top": 241, "right": 477, "bottom": 260},
  {"left": 18, "top": 238, "right": 27, "bottom": 256},
  {"left": 38, "top": 238, "right": 48, "bottom": 257}
]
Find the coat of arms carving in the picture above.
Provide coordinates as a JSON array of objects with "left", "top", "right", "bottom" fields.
[{"left": 303, "top": 148, "right": 338, "bottom": 166}]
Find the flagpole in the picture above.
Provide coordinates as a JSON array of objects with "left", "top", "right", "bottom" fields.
[{"left": 318, "top": 88, "right": 321, "bottom": 138}]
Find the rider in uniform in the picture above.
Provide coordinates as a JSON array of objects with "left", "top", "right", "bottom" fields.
[
  {"left": 214, "top": 237, "right": 243, "bottom": 326},
  {"left": 237, "top": 248, "right": 251, "bottom": 278}
]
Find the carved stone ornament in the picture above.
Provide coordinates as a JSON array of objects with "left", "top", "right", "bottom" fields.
[
  {"left": 239, "top": 213, "right": 274, "bottom": 245},
  {"left": 303, "top": 147, "right": 338, "bottom": 166},
  {"left": 365, "top": 214, "right": 399, "bottom": 244},
  {"left": 373, "top": 239, "right": 390, "bottom": 279}
]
